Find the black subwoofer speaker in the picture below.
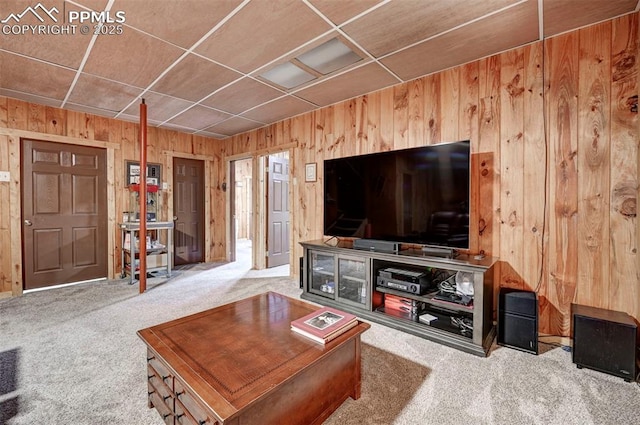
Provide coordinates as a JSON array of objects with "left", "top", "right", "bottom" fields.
[
  {"left": 572, "top": 303, "right": 638, "bottom": 382},
  {"left": 498, "top": 288, "right": 538, "bottom": 354}
]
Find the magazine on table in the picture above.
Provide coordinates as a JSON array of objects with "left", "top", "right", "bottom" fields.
[{"left": 291, "top": 306, "right": 358, "bottom": 344}]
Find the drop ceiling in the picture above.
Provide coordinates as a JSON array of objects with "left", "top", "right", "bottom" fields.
[{"left": 0, "top": 0, "right": 638, "bottom": 139}]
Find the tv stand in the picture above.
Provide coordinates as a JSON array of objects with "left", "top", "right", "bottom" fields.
[{"left": 300, "top": 239, "right": 496, "bottom": 356}]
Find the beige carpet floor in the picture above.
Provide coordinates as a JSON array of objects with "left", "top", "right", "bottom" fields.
[{"left": 1, "top": 242, "right": 638, "bottom": 424}]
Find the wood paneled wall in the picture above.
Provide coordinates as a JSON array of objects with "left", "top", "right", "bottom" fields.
[
  {"left": 0, "top": 98, "right": 226, "bottom": 297},
  {"left": 0, "top": 13, "right": 637, "bottom": 337},
  {"left": 222, "top": 13, "right": 639, "bottom": 335}
]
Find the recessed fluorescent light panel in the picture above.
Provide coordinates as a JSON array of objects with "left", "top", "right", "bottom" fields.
[
  {"left": 260, "top": 62, "right": 316, "bottom": 89},
  {"left": 296, "top": 38, "right": 362, "bottom": 75}
]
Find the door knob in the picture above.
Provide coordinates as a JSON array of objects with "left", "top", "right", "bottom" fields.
[
  {"left": 24, "top": 219, "right": 32, "bottom": 226},
  {"left": 173, "top": 216, "right": 178, "bottom": 221}
]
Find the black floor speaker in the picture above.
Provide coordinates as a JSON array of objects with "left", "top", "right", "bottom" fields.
[
  {"left": 572, "top": 303, "right": 638, "bottom": 382},
  {"left": 498, "top": 288, "right": 538, "bottom": 354}
]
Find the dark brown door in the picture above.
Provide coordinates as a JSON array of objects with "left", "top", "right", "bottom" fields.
[
  {"left": 173, "top": 158, "right": 204, "bottom": 265},
  {"left": 266, "top": 155, "right": 289, "bottom": 268},
  {"left": 21, "top": 140, "right": 107, "bottom": 290}
]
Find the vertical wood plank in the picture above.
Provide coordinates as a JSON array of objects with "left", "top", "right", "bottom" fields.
[
  {"left": 522, "top": 42, "right": 547, "bottom": 295},
  {"left": 478, "top": 55, "right": 501, "bottom": 259},
  {"left": 576, "top": 22, "right": 611, "bottom": 307},
  {"left": 343, "top": 98, "right": 357, "bottom": 157},
  {"left": 379, "top": 87, "right": 394, "bottom": 151},
  {"left": 440, "top": 67, "right": 459, "bottom": 142},
  {"left": 8, "top": 136, "right": 21, "bottom": 295},
  {"left": 610, "top": 13, "right": 639, "bottom": 318},
  {"left": 367, "top": 90, "right": 382, "bottom": 153},
  {"left": 393, "top": 83, "right": 409, "bottom": 150},
  {"left": 0, "top": 133, "right": 10, "bottom": 292},
  {"left": 499, "top": 48, "right": 525, "bottom": 291},
  {"left": 356, "top": 95, "right": 369, "bottom": 154},
  {"left": 459, "top": 62, "right": 480, "bottom": 145},
  {"left": 424, "top": 73, "right": 442, "bottom": 145},
  {"left": 460, "top": 62, "right": 480, "bottom": 253},
  {"left": 27, "top": 103, "right": 46, "bottom": 133},
  {"left": 45, "top": 106, "right": 67, "bottom": 136},
  {"left": 408, "top": 77, "right": 425, "bottom": 148},
  {"left": 546, "top": 31, "right": 580, "bottom": 336},
  {"left": 7, "top": 98, "right": 28, "bottom": 130}
]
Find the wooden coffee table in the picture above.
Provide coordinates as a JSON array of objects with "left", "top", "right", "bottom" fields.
[{"left": 137, "top": 291, "right": 370, "bottom": 425}]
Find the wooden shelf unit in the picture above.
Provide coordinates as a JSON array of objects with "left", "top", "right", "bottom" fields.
[{"left": 301, "top": 239, "right": 497, "bottom": 357}]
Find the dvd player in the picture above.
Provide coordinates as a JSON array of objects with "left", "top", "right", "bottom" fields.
[
  {"left": 378, "top": 267, "right": 427, "bottom": 284},
  {"left": 377, "top": 267, "right": 431, "bottom": 295}
]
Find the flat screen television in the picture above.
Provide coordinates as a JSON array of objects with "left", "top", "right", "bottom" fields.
[{"left": 323, "top": 140, "right": 470, "bottom": 249}]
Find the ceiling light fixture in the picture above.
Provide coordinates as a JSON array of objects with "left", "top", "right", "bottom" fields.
[
  {"left": 296, "top": 38, "right": 362, "bottom": 75},
  {"left": 260, "top": 62, "right": 316, "bottom": 89}
]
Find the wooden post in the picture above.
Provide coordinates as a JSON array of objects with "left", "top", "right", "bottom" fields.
[{"left": 139, "top": 99, "right": 147, "bottom": 293}]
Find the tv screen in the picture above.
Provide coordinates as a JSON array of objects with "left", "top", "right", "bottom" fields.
[{"left": 323, "top": 140, "right": 470, "bottom": 249}]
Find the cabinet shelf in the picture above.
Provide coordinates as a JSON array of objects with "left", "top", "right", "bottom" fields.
[
  {"left": 374, "top": 286, "right": 474, "bottom": 314},
  {"left": 120, "top": 221, "right": 173, "bottom": 284},
  {"left": 342, "top": 275, "right": 366, "bottom": 284},
  {"left": 301, "top": 239, "right": 496, "bottom": 356},
  {"left": 373, "top": 306, "right": 471, "bottom": 338}
]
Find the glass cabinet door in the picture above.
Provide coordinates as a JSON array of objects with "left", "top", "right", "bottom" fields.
[
  {"left": 309, "top": 252, "right": 335, "bottom": 299},
  {"left": 337, "top": 256, "right": 368, "bottom": 308}
]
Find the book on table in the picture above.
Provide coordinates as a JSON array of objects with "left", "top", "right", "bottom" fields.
[{"left": 291, "top": 306, "right": 358, "bottom": 344}]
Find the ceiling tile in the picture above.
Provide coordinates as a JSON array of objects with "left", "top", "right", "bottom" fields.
[
  {"left": 117, "top": 111, "right": 162, "bottom": 127},
  {"left": 543, "top": 0, "right": 638, "bottom": 37},
  {"left": 0, "top": 0, "right": 93, "bottom": 69},
  {"left": 342, "top": 0, "right": 520, "bottom": 57},
  {"left": 122, "top": 91, "right": 194, "bottom": 123},
  {"left": 196, "top": 129, "right": 227, "bottom": 139},
  {"left": 307, "top": 0, "right": 383, "bottom": 25},
  {"left": 205, "top": 117, "right": 264, "bottom": 136},
  {"left": 241, "top": 95, "right": 316, "bottom": 124},
  {"left": 64, "top": 102, "right": 118, "bottom": 118},
  {"left": 167, "top": 105, "right": 232, "bottom": 129},
  {"left": 0, "top": 51, "right": 75, "bottom": 101},
  {"left": 295, "top": 62, "right": 398, "bottom": 106},
  {"left": 381, "top": 0, "right": 539, "bottom": 81},
  {"left": 201, "top": 77, "right": 283, "bottom": 114},
  {"left": 114, "top": 0, "right": 244, "bottom": 49},
  {"left": 0, "top": 88, "right": 61, "bottom": 107},
  {"left": 82, "top": 27, "right": 184, "bottom": 88},
  {"left": 66, "top": 73, "right": 143, "bottom": 112},
  {"left": 150, "top": 53, "right": 242, "bottom": 102},
  {"left": 194, "top": 0, "right": 332, "bottom": 73}
]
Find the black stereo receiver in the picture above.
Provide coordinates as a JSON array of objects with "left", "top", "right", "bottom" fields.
[{"left": 377, "top": 268, "right": 431, "bottom": 295}]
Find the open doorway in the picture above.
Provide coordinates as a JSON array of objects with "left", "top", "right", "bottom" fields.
[
  {"left": 231, "top": 158, "right": 253, "bottom": 269},
  {"left": 229, "top": 151, "right": 291, "bottom": 277}
]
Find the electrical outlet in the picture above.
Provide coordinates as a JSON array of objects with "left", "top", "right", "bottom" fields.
[{"left": 0, "top": 171, "right": 10, "bottom": 182}]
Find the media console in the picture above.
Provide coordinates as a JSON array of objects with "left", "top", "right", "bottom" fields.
[{"left": 300, "top": 239, "right": 497, "bottom": 356}]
